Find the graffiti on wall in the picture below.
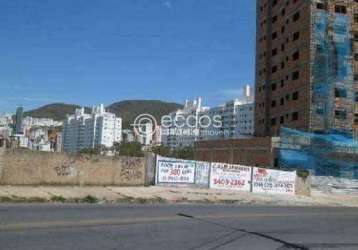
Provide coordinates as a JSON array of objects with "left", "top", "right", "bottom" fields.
[
  {"left": 120, "top": 158, "right": 143, "bottom": 181},
  {"left": 55, "top": 158, "right": 76, "bottom": 177}
]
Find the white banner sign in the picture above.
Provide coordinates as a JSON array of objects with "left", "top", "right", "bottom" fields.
[
  {"left": 156, "top": 156, "right": 195, "bottom": 184},
  {"left": 209, "top": 163, "right": 251, "bottom": 191},
  {"left": 252, "top": 167, "right": 296, "bottom": 195}
]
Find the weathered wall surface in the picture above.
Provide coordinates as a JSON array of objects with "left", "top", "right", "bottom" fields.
[
  {"left": 0, "top": 149, "right": 146, "bottom": 186},
  {"left": 295, "top": 175, "right": 311, "bottom": 197},
  {"left": 194, "top": 137, "right": 274, "bottom": 167}
]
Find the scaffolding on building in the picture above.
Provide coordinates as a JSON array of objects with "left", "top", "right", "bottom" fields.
[
  {"left": 310, "top": 2, "right": 354, "bottom": 133},
  {"left": 278, "top": 127, "right": 358, "bottom": 179}
]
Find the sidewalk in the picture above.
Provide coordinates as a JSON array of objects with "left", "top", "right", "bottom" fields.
[{"left": 1, "top": 185, "right": 358, "bottom": 207}]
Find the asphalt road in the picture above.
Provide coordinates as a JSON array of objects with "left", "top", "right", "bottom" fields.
[{"left": 0, "top": 204, "right": 357, "bottom": 250}]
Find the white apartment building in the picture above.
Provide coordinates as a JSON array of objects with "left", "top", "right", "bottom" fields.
[
  {"left": 162, "top": 97, "right": 208, "bottom": 148},
  {"left": 0, "top": 113, "right": 12, "bottom": 127},
  {"left": 200, "top": 85, "right": 254, "bottom": 141},
  {"left": 0, "top": 127, "right": 12, "bottom": 139},
  {"left": 198, "top": 106, "right": 224, "bottom": 141},
  {"left": 235, "top": 103, "right": 254, "bottom": 138},
  {"left": 63, "top": 104, "right": 122, "bottom": 153},
  {"left": 162, "top": 85, "right": 255, "bottom": 145},
  {"left": 216, "top": 100, "right": 254, "bottom": 139},
  {"left": 122, "top": 129, "right": 135, "bottom": 143},
  {"left": 153, "top": 125, "right": 162, "bottom": 146},
  {"left": 137, "top": 123, "right": 153, "bottom": 146},
  {"left": 22, "top": 117, "right": 62, "bottom": 129}
]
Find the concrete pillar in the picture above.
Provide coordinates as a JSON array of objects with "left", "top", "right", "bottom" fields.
[
  {"left": 144, "top": 153, "right": 156, "bottom": 186},
  {"left": 230, "top": 149, "right": 234, "bottom": 164}
]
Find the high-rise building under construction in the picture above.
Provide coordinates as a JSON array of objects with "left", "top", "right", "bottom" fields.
[{"left": 254, "top": 0, "right": 358, "bottom": 136}]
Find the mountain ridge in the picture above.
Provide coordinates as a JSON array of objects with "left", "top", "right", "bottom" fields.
[{"left": 24, "top": 100, "right": 182, "bottom": 129}]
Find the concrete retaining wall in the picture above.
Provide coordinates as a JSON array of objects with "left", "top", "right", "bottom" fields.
[
  {"left": 0, "top": 149, "right": 147, "bottom": 186},
  {"left": 295, "top": 175, "right": 311, "bottom": 196},
  {"left": 0, "top": 149, "right": 311, "bottom": 196}
]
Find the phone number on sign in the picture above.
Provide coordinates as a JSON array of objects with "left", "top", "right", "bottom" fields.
[{"left": 213, "top": 178, "right": 245, "bottom": 186}]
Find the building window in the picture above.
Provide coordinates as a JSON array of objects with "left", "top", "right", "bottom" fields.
[
  {"left": 271, "top": 100, "right": 276, "bottom": 108},
  {"left": 355, "top": 53, "right": 358, "bottom": 61},
  {"left": 354, "top": 33, "right": 358, "bottom": 42},
  {"left": 335, "top": 88, "right": 347, "bottom": 98},
  {"left": 355, "top": 14, "right": 358, "bottom": 23},
  {"left": 292, "top": 51, "right": 299, "bottom": 61},
  {"left": 354, "top": 114, "right": 358, "bottom": 125},
  {"left": 271, "top": 83, "right": 277, "bottom": 91},
  {"left": 292, "top": 91, "right": 299, "bottom": 100},
  {"left": 272, "top": 65, "right": 278, "bottom": 73},
  {"left": 280, "top": 116, "right": 284, "bottom": 124},
  {"left": 280, "top": 61, "right": 285, "bottom": 69},
  {"left": 272, "top": 31, "right": 277, "bottom": 40},
  {"left": 335, "top": 5, "right": 347, "bottom": 14},
  {"left": 280, "top": 98, "right": 284, "bottom": 106},
  {"left": 316, "top": 3, "right": 325, "bottom": 10},
  {"left": 335, "top": 110, "right": 347, "bottom": 120},
  {"left": 272, "top": 15, "right": 278, "bottom": 23},
  {"left": 293, "top": 31, "right": 300, "bottom": 41},
  {"left": 293, "top": 12, "right": 300, "bottom": 22},
  {"left": 292, "top": 71, "right": 300, "bottom": 80},
  {"left": 292, "top": 112, "right": 299, "bottom": 121},
  {"left": 272, "top": 48, "right": 278, "bottom": 56}
]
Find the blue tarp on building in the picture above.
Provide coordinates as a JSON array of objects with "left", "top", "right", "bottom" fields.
[{"left": 278, "top": 127, "right": 358, "bottom": 179}]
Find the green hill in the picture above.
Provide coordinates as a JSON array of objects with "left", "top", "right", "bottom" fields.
[
  {"left": 24, "top": 100, "right": 182, "bottom": 129},
  {"left": 107, "top": 100, "right": 182, "bottom": 129},
  {"left": 24, "top": 103, "right": 91, "bottom": 121}
]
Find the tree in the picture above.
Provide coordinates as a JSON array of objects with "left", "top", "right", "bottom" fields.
[
  {"left": 173, "top": 147, "right": 194, "bottom": 160},
  {"left": 116, "top": 142, "right": 144, "bottom": 157},
  {"left": 151, "top": 145, "right": 195, "bottom": 160},
  {"left": 79, "top": 147, "right": 100, "bottom": 156},
  {"left": 151, "top": 145, "right": 171, "bottom": 157}
]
